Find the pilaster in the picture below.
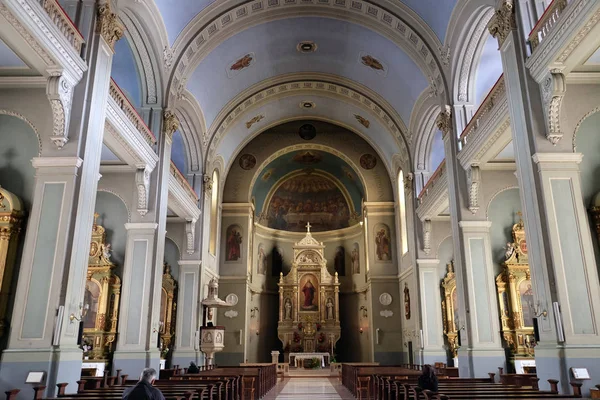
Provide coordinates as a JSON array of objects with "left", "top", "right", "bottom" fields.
[{"left": 416, "top": 259, "right": 446, "bottom": 365}]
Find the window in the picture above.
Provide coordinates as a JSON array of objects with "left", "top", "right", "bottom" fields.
[
  {"left": 398, "top": 170, "right": 408, "bottom": 255},
  {"left": 209, "top": 169, "right": 219, "bottom": 255}
]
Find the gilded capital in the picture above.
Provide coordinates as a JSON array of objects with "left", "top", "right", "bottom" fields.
[
  {"left": 488, "top": 0, "right": 516, "bottom": 48},
  {"left": 162, "top": 110, "right": 179, "bottom": 139},
  {"left": 96, "top": 3, "right": 124, "bottom": 50},
  {"left": 435, "top": 105, "right": 453, "bottom": 137}
]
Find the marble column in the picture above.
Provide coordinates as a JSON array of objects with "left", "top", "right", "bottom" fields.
[
  {"left": 171, "top": 260, "right": 202, "bottom": 367},
  {"left": 416, "top": 259, "right": 446, "bottom": 365},
  {"left": 0, "top": 4, "right": 121, "bottom": 395},
  {"left": 489, "top": 1, "right": 600, "bottom": 393}
]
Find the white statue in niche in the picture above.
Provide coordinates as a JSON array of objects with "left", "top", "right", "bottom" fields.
[
  {"left": 326, "top": 298, "right": 334, "bottom": 320},
  {"left": 284, "top": 298, "right": 292, "bottom": 320}
]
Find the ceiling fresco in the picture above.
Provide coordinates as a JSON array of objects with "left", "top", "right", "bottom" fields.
[{"left": 251, "top": 149, "right": 365, "bottom": 222}]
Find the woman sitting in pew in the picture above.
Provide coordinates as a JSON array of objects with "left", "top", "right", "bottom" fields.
[
  {"left": 187, "top": 361, "right": 200, "bottom": 374},
  {"left": 418, "top": 364, "right": 439, "bottom": 393}
]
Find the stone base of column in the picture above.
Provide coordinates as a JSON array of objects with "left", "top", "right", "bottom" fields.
[
  {"left": 171, "top": 350, "right": 203, "bottom": 370},
  {"left": 421, "top": 348, "right": 448, "bottom": 366},
  {"left": 458, "top": 348, "right": 505, "bottom": 378},
  {"left": 535, "top": 343, "right": 600, "bottom": 396},
  {"left": 113, "top": 349, "right": 161, "bottom": 377},
  {"left": 0, "top": 346, "right": 82, "bottom": 397}
]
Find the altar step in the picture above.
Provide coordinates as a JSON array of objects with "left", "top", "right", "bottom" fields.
[{"left": 286, "top": 368, "right": 338, "bottom": 377}]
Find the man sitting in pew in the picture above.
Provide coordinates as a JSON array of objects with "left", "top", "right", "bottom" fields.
[
  {"left": 418, "top": 365, "right": 439, "bottom": 393},
  {"left": 122, "top": 368, "right": 166, "bottom": 400}
]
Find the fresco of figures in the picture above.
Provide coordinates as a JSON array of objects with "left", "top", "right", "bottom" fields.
[{"left": 266, "top": 173, "right": 352, "bottom": 232}]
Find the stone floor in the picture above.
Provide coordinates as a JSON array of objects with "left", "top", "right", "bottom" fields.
[{"left": 262, "top": 377, "right": 354, "bottom": 399}]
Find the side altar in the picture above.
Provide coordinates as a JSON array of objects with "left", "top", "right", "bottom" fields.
[{"left": 277, "top": 223, "right": 341, "bottom": 359}]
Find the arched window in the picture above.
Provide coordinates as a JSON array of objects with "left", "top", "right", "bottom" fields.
[
  {"left": 398, "top": 170, "right": 409, "bottom": 255},
  {"left": 209, "top": 169, "right": 219, "bottom": 255}
]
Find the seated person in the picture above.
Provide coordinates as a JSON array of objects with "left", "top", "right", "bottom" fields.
[
  {"left": 418, "top": 364, "right": 439, "bottom": 393},
  {"left": 187, "top": 361, "right": 200, "bottom": 374},
  {"left": 122, "top": 368, "right": 165, "bottom": 400}
]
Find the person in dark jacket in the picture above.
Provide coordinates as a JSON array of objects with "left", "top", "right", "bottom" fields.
[
  {"left": 418, "top": 364, "right": 439, "bottom": 392},
  {"left": 122, "top": 368, "right": 165, "bottom": 400},
  {"left": 187, "top": 361, "right": 200, "bottom": 374}
]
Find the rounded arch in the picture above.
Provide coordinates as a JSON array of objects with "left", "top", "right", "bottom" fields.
[
  {"left": 0, "top": 109, "right": 42, "bottom": 156},
  {"left": 572, "top": 107, "right": 600, "bottom": 152},
  {"left": 411, "top": 90, "right": 442, "bottom": 174},
  {"left": 436, "top": 234, "right": 453, "bottom": 258},
  {"left": 97, "top": 188, "right": 132, "bottom": 222},
  {"left": 485, "top": 186, "right": 520, "bottom": 220},
  {"left": 174, "top": 90, "right": 206, "bottom": 173}
]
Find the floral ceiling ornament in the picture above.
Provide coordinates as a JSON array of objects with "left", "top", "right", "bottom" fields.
[
  {"left": 96, "top": 2, "right": 124, "bottom": 50},
  {"left": 488, "top": 0, "right": 516, "bottom": 48},
  {"left": 354, "top": 114, "right": 370, "bottom": 128},
  {"left": 246, "top": 114, "right": 264, "bottom": 129}
]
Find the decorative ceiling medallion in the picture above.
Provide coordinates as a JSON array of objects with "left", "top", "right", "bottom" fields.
[
  {"left": 226, "top": 293, "right": 239, "bottom": 306},
  {"left": 299, "top": 101, "right": 316, "bottom": 109},
  {"left": 379, "top": 292, "right": 393, "bottom": 306},
  {"left": 359, "top": 52, "right": 387, "bottom": 76},
  {"left": 298, "top": 124, "right": 317, "bottom": 140},
  {"left": 227, "top": 52, "right": 255, "bottom": 78},
  {"left": 297, "top": 41, "right": 318, "bottom": 53},
  {"left": 360, "top": 154, "right": 377, "bottom": 170},
  {"left": 246, "top": 114, "right": 264, "bottom": 129},
  {"left": 354, "top": 114, "right": 370, "bottom": 128},
  {"left": 239, "top": 154, "right": 257, "bottom": 170}
]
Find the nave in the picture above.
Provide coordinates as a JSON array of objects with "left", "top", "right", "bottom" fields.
[{"left": 263, "top": 378, "right": 353, "bottom": 400}]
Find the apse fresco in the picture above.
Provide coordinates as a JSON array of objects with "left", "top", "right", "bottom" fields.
[{"left": 266, "top": 173, "right": 351, "bottom": 232}]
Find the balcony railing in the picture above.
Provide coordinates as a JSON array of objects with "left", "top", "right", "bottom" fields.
[
  {"left": 459, "top": 75, "right": 506, "bottom": 149},
  {"left": 528, "top": 0, "right": 568, "bottom": 53},
  {"left": 109, "top": 79, "right": 156, "bottom": 146},
  {"left": 41, "top": 0, "right": 84, "bottom": 54},
  {"left": 418, "top": 160, "right": 446, "bottom": 202},
  {"left": 170, "top": 161, "right": 199, "bottom": 204}
]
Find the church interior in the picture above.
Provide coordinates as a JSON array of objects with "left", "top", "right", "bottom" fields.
[{"left": 1, "top": 0, "right": 600, "bottom": 398}]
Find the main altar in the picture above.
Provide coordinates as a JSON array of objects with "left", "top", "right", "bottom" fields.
[{"left": 277, "top": 223, "right": 341, "bottom": 362}]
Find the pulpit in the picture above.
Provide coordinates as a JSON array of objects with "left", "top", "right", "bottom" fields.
[
  {"left": 200, "top": 278, "right": 232, "bottom": 366},
  {"left": 277, "top": 223, "right": 340, "bottom": 359}
]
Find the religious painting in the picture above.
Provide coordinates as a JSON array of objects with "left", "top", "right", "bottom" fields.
[
  {"left": 257, "top": 244, "right": 267, "bottom": 275},
  {"left": 160, "top": 288, "right": 167, "bottom": 334},
  {"left": 334, "top": 246, "right": 345, "bottom": 276},
  {"left": 451, "top": 288, "right": 459, "bottom": 332},
  {"left": 261, "top": 168, "right": 275, "bottom": 182},
  {"left": 227, "top": 52, "right": 255, "bottom": 78},
  {"left": 404, "top": 283, "right": 411, "bottom": 320},
  {"left": 292, "top": 151, "right": 322, "bottom": 165},
  {"left": 272, "top": 247, "right": 283, "bottom": 277},
  {"left": 519, "top": 280, "right": 534, "bottom": 327},
  {"left": 266, "top": 173, "right": 352, "bottom": 232},
  {"left": 374, "top": 224, "right": 392, "bottom": 262},
  {"left": 239, "top": 154, "right": 257, "bottom": 170},
  {"left": 360, "top": 154, "right": 377, "bottom": 170},
  {"left": 299, "top": 274, "right": 319, "bottom": 312},
  {"left": 225, "top": 225, "right": 242, "bottom": 261},
  {"left": 351, "top": 243, "right": 360, "bottom": 274},
  {"left": 361, "top": 54, "right": 385, "bottom": 71},
  {"left": 354, "top": 114, "right": 370, "bottom": 128},
  {"left": 83, "top": 280, "right": 101, "bottom": 330},
  {"left": 246, "top": 114, "right": 264, "bottom": 129}
]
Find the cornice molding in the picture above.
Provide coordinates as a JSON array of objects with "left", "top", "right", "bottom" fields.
[
  {"left": 32, "top": 156, "right": 82, "bottom": 168},
  {"left": 168, "top": 174, "right": 201, "bottom": 221},
  {"left": 416, "top": 171, "right": 448, "bottom": 221}
]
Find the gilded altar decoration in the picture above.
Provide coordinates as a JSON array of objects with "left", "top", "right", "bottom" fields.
[
  {"left": 96, "top": 2, "right": 123, "bottom": 50},
  {"left": 160, "top": 263, "right": 177, "bottom": 360},
  {"left": 496, "top": 215, "right": 536, "bottom": 360},
  {"left": 246, "top": 114, "right": 264, "bottom": 129},
  {"left": 441, "top": 261, "right": 459, "bottom": 358},
  {"left": 83, "top": 213, "right": 121, "bottom": 361},
  {"left": 278, "top": 223, "right": 341, "bottom": 354},
  {"left": 0, "top": 187, "right": 23, "bottom": 337}
]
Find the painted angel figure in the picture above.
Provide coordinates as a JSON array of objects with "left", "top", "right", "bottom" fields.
[
  {"left": 504, "top": 242, "right": 515, "bottom": 260},
  {"left": 102, "top": 243, "right": 112, "bottom": 260}
]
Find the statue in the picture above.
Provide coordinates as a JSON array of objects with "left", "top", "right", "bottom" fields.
[
  {"left": 326, "top": 298, "right": 334, "bottom": 320},
  {"left": 102, "top": 243, "right": 112, "bottom": 260},
  {"left": 504, "top": 242, "right": 515, "bottom": 260},
  {"left": 351, "top": 244, "right": 360, "bottom": 274},
  {"left": 284, "top": 298, "right": 292, "bottom": 320}
]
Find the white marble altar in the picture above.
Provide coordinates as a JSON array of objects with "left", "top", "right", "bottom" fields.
[{"left": 289, "top": 352, "right": 330, "bottom": 368}]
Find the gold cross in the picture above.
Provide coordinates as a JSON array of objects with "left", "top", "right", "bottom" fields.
[{"left": 306, "top": 222, "right": 311, "bottom": 233}]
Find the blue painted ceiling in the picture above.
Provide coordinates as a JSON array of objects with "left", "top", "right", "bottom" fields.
[
  {"left": 473, "top": 35, "right": 503, "bottom": 109},
  {"left": 251, "top": 150, "right": 365, "bottom": 215},
  {"left": 0, "top": 38, "right": 26, "bottom": 68},
  {"left": 111, "top": 37, "right": 143, "bottom": 108},
  {"left": 187, "top": 17, "right": 429, "bottom": 130},
  {"left": 402, "top": 0, "right": 457, "bottom": 42},
  {"left": 171, "top": 130, "right": 187, "bottom": 173}
]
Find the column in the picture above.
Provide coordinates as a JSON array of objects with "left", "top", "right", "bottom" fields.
[
  {"left": 0, "top": 3, "right": 121, "bottom": 396},
  {"left": 489, "top": 1, "right": 600, "bottom": 393},
  {"left": 416, "top": 259, "right": 446, "bottom": 365},
  {"left": 171, "top": 260, "right": 202, "bottom": 368}
]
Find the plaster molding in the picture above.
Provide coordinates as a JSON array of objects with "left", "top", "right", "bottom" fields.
[
  {"left": 416, "top": 258, "right": 440, "bottom": 267},
  {"left": 488, "top": 0, "right": 516, "bottom": 49},
  {"left": 532, "top": 152, "right": 584, "bottom": 168},
  {"left": 96, "top": 2, "right": 124, "bottom": 51},
  {"left": 466, "top": 165, "right": 481, "bottom": 214},
  {"left": 124, "top": 222, "right": 158, "bottom": 230},
  {"left": 178, "top": 260, "right": 202, "bottom": 266},
  {"left": 572, "top": 107, "right": 600, "bottom": 151},
  {"left": 0, "top": 76, "right": 47, "bottom": 88},
  {"left": 423, "top": 219, "right": 432, "bottom": 255},
  {"left": 435, "top": 105, "right": 452, "bottom": 138},
  {"left": 185, "top": 219, "right": 196, "bottom": 255},
  {"left": 97, "top": 188, "right": 132, "bottom": 222},
  {"left": 135, "top": 167, "right": 150, "bottom": 216},
  {"left": 46, "top": 73, "right": 75, "bottom": 149},
  {"left": 167, "top": 0, "right": 445, "bottom": 107},
  {"left": 168, "top": 174, "right": 201, "bottom": 222},
  {"left": 458, "top": 220, "right": 492, "bottom": 232},
  {"left": 31, "top": 156, "right": 82, "bottom": 168},
  {"left": 163, "top": 109, "right": 179, "bottom": 139},
  {"left": 202, "top": 174, "right": 213, "bottom": 199},
  {"left": 485, "top": 185, "right": 519, "bottom": 220},
  {"left": 0, "top": 109, "right": 42, "bottom": 155},
  {"left": 540, "top": 71, "right": 566, "bottom": 145}
]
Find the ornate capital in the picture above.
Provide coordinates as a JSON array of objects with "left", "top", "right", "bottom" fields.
[
  {"left": 540, "top": 70, "right": 566, "bottom": 145},
  {"left": 435, "top": 105, "right": 453, "bottom": 137},
  {"left": 203, "top": 174, "right": 213, "bottom": 198},
  {"left": 162, "top": 109, "right": 179, "bottom": 139},
  {"left": 47, "top": 74, "right": 75, "bottom": 149},
  {"left": 96, "top": 3, "right": 123, "bottom": 50},
  {"left": 488, "top": 0, "right": 516, "bottom": 48},
  {"left": 135, "top": 167, "right": 151, "bottom": 216},
  {"left": 403, "top": 172, "right": 414, "bottom": 194},
  {"left": 466, "top": 165, "right": 481, "bottom": 214}
]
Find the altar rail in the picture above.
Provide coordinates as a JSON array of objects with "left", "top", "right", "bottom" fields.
[
  {"left": 109, "top": 79, "right": 156, "bottom": 146},
  {"left": 40, "top": 0, "right": 84, "bottom": 55},
  {"left": 528, "top": 0, "right": 568, "bottom": 54}
]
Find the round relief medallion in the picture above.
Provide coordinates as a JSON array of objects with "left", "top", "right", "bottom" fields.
[
  {"left": 226, "top": 293, "right": 239, "bottom": 306},
  {"left": 360, "top": 154, "right": 377, "bottom": 170},
  {"left": 379, "top": 292, "right": 392, "bottom": 306},
  {"left": 239, "top": 154, "right": 257, "bottom": 170}
]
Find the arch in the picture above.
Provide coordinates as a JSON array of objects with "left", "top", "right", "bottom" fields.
[
  {"left": 166, "top": 0, "right": 446, "bottom": 107},
  {"left": 485, "top": 186, "right": 520, "bottom": 220},
  {"left": 111, "top": 35, "right": 144, "bottom": 108},
  {"left": 411, "top": 90, "right": 442, "bottom": 175},
  {"left": 96, "top": 188, "right": 132, "bottom": 222},
  {"left": 208, "top": 168, "right": 219, "bottom": 256},
  {"left": 398, "top": 169, "right": 409, "bottom": 255},
  {"left": 572, "top": 107, "right": 600, "bottom": 152},
  {"left": 175, "top": 90, "right": 206, "bottom": 173},
  {"left": 0, "top": 109, "right": 42, "bottom": 156}
]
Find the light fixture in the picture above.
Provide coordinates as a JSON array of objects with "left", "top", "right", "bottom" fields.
[
  {"left": 529, "top": 300, "right": 548, "bottom": 318},
  {"left": 359, "top": 327, "right": 363, "bottom": 334},
  {"left": 297, "top": 41, "right": 317, "bottom": 53},
  {"left": 69, "top": 303, "right": 89, "bottom": 323},
  {"left": 299, "top": 101, "right": 315, "bottom": 109},
  {"left": 256, "top": 329, "right": 260, "bottom": 336}
]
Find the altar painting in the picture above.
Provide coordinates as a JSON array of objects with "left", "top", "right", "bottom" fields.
[
  {"left": 266, "top": 174, "right": 351, "bottom": 232},
  {"left": 451, "top": 288, "right": 459, "bottom": 332},
  {"left": 84, "top": 280, "right": 101, "bottom": 330},
  {"left": 519, "top": 280, "right": 534, "bottom": 327},
  {"left": 299, "top": 274, "right": 319, "bottom": 312}
]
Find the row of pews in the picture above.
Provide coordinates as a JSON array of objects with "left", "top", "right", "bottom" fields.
[
  {"left": 5, "top": 364, "right": 277, "bottom": 400},
  {"left": 341, "top": 363, "right": 590, "bottom": 399}
]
